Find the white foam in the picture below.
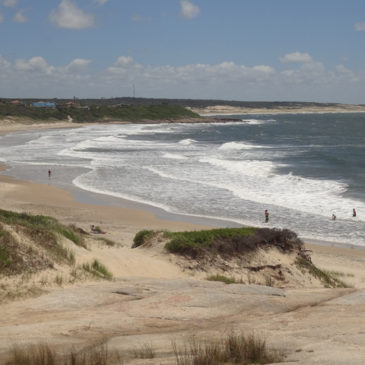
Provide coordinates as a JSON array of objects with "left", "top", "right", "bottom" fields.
[
  {"left": 179, "top": 138, "right": 196, "bottom": 145},
  {"left": 241, "top": 119, "right": 272, "bottom": 125},
  {"left": 218, "top": 142, "right": 268, "bottom": 151}
]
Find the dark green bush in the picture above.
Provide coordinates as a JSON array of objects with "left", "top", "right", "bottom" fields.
[{"left": 132, "top": 230, "right": 156, "bottom": 248}]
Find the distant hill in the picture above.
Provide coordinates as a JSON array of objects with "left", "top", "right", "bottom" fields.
[
  {"left": 1, "top": 96, "right": 358, "bottom": 109},
  {"left": 0, "top": 102, "right": 200, "bottom": 123}
]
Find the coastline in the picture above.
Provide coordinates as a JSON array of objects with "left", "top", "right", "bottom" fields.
[
  {"left": 1, "top": 119, "right": 364, "bottom": 252},
  {"left": 2, "top": 103, "right": 365, "bottom": 136},
  {"left": 2, "top": 162, "right": 365, "bottom": 282},
  {"left": 1, "top": 120, "right": 365, "bottom": 288},
  {"left": 189, "top": 104, "right": 365, "bottom": 116}
]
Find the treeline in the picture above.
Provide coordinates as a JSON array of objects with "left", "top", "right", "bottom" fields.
[
  {"left": 1, "top": 97, "right": 345, "bottom": 109},
  {"left": 77, "top": 97, "right": 339, "bottom": 109},
  {"left": 0, "top": 103, "right": 199, "bottom": 122}
]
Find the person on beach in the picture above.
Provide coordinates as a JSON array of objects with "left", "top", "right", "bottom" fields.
[
  {"left": 353, "top": 208, "right": 357, "bottom": 217},
  {"left": 48, "top": 169, "right": 51, "bottom": 178},
  {"left": 332, "top": 213, "right": 336, "bottom": 220},
  {"left": 265, "top": 209, "right": 269, "bottom": 223}
]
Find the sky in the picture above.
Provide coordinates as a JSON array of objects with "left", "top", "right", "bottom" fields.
[{"left": 1, "top": 0, "right": 365, "bottom": 103}]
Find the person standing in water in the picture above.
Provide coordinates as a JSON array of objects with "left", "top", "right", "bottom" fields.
[
  {"left": 264, "top": 209, "right": 269, "bottom": 223},
  {"left": 48, "top": 169, "right": 51, "bottom": 178},
  {"left": 353, "top": 208, "right": 357, "bottom": 217}
]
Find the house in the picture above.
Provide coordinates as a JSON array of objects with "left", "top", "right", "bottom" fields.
[{"left": 32, "top": 101, "right": 56, "bottom": 108}]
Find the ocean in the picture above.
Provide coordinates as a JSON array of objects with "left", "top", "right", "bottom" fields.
[{"left": 1, "top": 113, "right": 365, "bottom": 246}]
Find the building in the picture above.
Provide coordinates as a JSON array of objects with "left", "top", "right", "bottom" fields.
[{"left": 32, "top": 101, "right": 56, "bottom": 108}]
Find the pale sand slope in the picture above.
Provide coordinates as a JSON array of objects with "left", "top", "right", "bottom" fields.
[
  {"left": 1, "top": 116, "right": 365, "bottom": 364},
  {"left": 1, "top": 171, "right": 365, "bottom": 363},
  {"left": 190, "top": 104, "right": 365, "bottom": 116}
]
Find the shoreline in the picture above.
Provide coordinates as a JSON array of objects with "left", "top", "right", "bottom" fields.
[
  {"left": 190, "top": 105, "right": 365, "bottom": 116},
  {"left": 1, "top": 120, "right": 364, "bottom": 253},
  {"left": 2, "top": 163, "right": 365, "bottom": 292},
  {"left": 2, "top": 104, "right": 365, "bottom": 135},
  {"left": 1, "top": 162, "right": 364, "bottom": 254}
]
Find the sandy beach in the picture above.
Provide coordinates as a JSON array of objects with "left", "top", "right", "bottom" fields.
[
  {"left": 1, "top": 122, "right": 365, "bottom": 364},
  {"left": 190, "top": 104, "right": 365, "bottom": 116}
]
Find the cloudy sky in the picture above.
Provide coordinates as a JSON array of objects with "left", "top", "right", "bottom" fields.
[{"left": 1, "top": 0, "right": 365, "bottom": 103}]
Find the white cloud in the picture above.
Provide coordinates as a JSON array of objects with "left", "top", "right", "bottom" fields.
[
  {"left": 49, "top": 0, "right": 94, "bottom": 30},
  {"left": 280, "top": 52, "right": 313, "bottom": 63},
  {"left": 355, "top": 22, "right": 365, "bottom": 31},
  {"left": 180, "top": 0, "right": 200, "bottom": 20},
  {"left": 14, "top": 9, "right": 27, "bottom": 23},
  {"left": 15, "top": 57, "right": 55, "bottom": 75},
  {"left": 1, "top": 55, "right": 365, "bottom": 103},
  {"left": 2, "top": 0, "right": 16, "bottom": 8},
  {"left": 66, "top": 58, "right": 91, "bottom": 72}
]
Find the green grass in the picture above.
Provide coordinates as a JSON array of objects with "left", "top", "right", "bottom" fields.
[
  {"left": 0, "top": 102, "right": 200, "bottom": 122},
  {"left": 132, "top": 229, "right": 157, "bottom": 248},
  {"left": 133, "top": 227, "right": 303, "bottom": 261},
  {"left": 206, "top": 274, "right": 241, "bottom": 284},
  {"left": 82, "top": 259, "right": 113, "bottom": 280},
  {"left": 0, "top": 224, "right": 54, "bottom": 275},
  {"left": 295, "top": 257, "right": 351, "bottom": 288},
  {"left": 164, "top": 228, "right": 257, "bottom": 258},
  {"left": 0, "top": 209, "right": 85, "bottom": 247}
]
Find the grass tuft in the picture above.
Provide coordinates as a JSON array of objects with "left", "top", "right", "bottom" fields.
[
  {"left": 132, "top": 230, "right": 156, "bottom": 248},
  {"left": 206, "top": 274, "right": 241, "bottom": 285},
  {"left": 173, "top": 332, "right": 283, "bottom": 365},
  {"left": 82, "top": 260, "right": 113, "bottom": 280},
  {"left": 5, "top": 342, "right": 120, "bottom": 365},
  {"left": 132, "top": 343, "right": 155, "bottom": 359},
  {"left": 296, "top": 257, "right": 351, "bottom": 288}
]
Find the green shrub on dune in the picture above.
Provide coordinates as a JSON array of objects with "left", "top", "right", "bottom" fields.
[{"left": 0, "top": 209, "right": 85, "bottom": 247}]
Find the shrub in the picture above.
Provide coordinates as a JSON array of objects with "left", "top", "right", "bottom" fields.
[
  {"left": 132, "top": 343, "right": 155, "bottom": 359},
  {"left": 295, "top": 257, "right": 351, "bottom": 288},
  {"left": 5, "top": 343, "right": 120, "bottom": 365},
  {"left": 206, "top": 274, "right": 239, "bottom": 284},
  {"left": 173, "top": 332, "right": 283, "bottom": 365},
  {"left": 132, "top": 230, "right": 156, "bottom": 248},
  {"left": 82, "top": 260, "right": 113, "bottom": 280},
  {"left": 0, "top": 209, "right": 85, "bottom": 247},
  {"left": 164, "top": 227, "right": 303, "bottom": 260}
]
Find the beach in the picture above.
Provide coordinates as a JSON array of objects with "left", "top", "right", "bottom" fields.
[{"left": 1, "top": 121, "right": 365, "bottom": 364}]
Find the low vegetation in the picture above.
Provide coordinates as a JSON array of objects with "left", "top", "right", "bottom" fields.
[
  {"left": 133, "top": 227, "right": 347, "bottom": 289},
  {"left": 206, "top": 274, "right": 241, "bottom": 284},
  {"left": 132, "top": 229, "right": 159, "bottom": 248},
  {"left": 295, "top": 257, "right": 351, "bottom": 288},
  {"left": 0, "top": 209, "right": 85, "bottom": 248},
  {"left": 133, "top": 227, "right": 303, "bottom": 259},
  {"left": 173, "top": 332, "right": 284, "bottom": 365},
  {"left": 82, "top": 259, "right": 113, "bottom": 280},
  {"left": 5, "top": 332, "right": 284, "bottom": 365},
  {"left": 0, "top": 102, "right": 199, "bottom": 122},
  {"left": 5, "top": 343, "right": 120, "bottom": 365}
]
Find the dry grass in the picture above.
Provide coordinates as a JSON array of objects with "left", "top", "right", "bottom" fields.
[
  {"left": 5, "top": 343, "right": 122, "bottom": 365},
  {"left": 172, "top": 332, "right": 284, "bottom": 365}
]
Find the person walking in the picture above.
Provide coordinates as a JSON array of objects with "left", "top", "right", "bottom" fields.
[{"left": 48, "top": 169, "right": 51, "bottom": 178}]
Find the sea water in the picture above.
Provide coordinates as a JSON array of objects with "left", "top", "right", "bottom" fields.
[{"left": 1, "top": 113, "right": 365, "bottom": 246}]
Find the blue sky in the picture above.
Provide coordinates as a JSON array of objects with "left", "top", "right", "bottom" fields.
[{"left": 1, "top": 0, "right": 365, "bottom": 103}]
